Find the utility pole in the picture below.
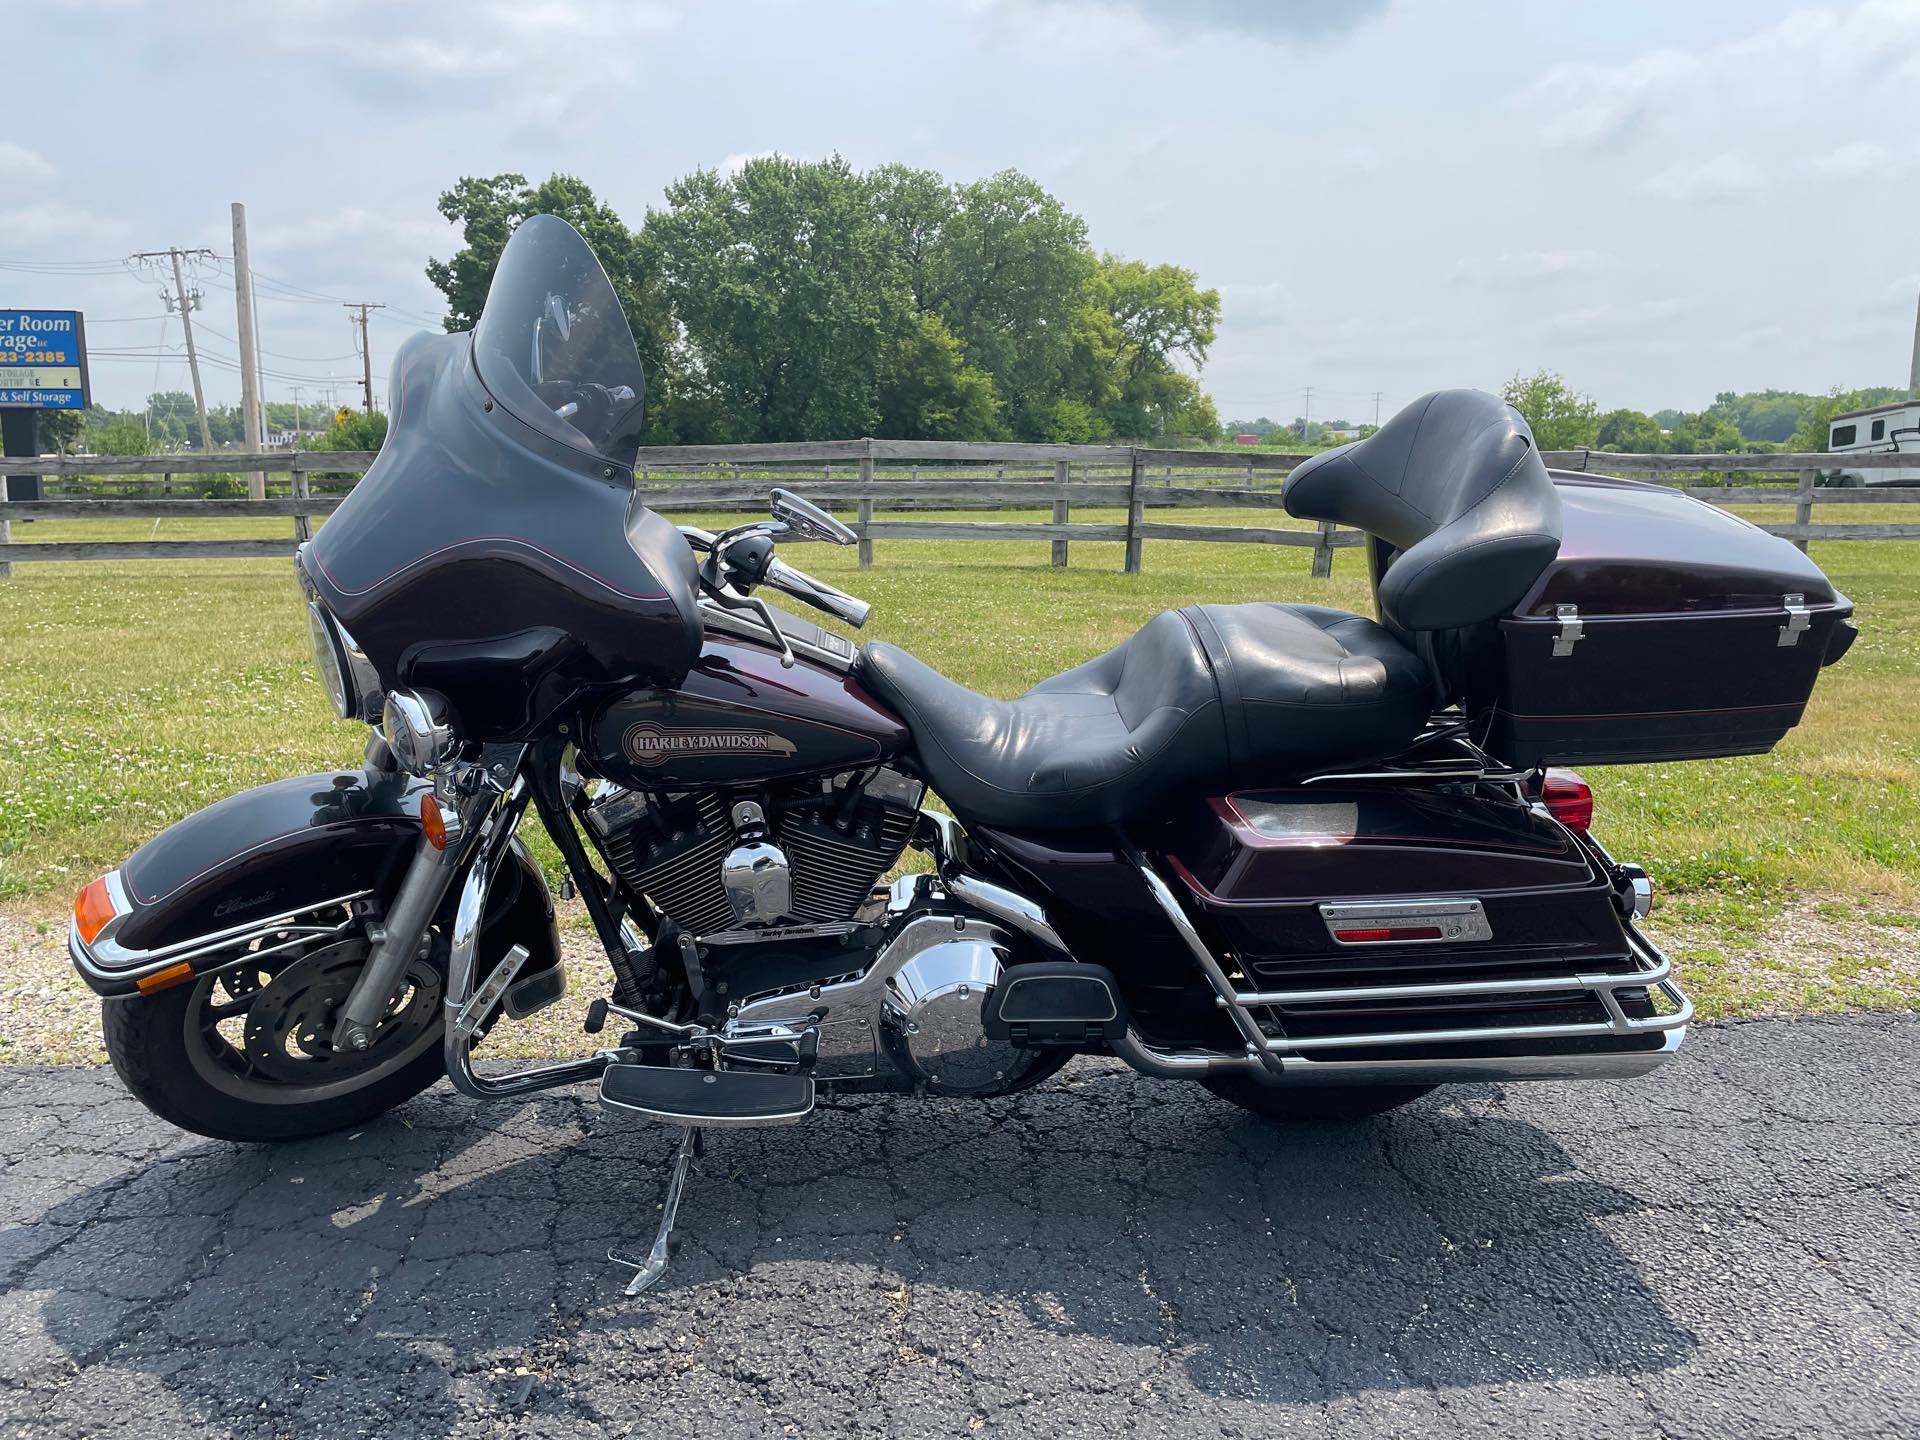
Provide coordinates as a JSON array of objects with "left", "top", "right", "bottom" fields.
[
  {"left": 230, "top": 204, "right": 265, "bottom": 498},
  {"left": 290, "top": 384, "right": 304, "bottom": 442},
  {"left": 1371, "top": 391, "right": 1383, "bottom": 427},
  {"left": 344, "top": 303, "right": 384, "bottom": 412},
  {"left": 1908, "top": 287, "right": 1919, "bottom": 399},
  {"left": 1301, "top": 385, "right": 1313, "bottom": 442},
  {"left": 135, "top": 248, "right": 216, "bottom": 451}
]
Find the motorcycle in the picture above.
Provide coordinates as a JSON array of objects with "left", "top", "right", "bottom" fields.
[{"left": 68, "top": 216, "right": 1857, "bottom": 1293}]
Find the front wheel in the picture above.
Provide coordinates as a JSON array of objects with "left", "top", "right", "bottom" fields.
[
  {"left": 1202, "top": 1075, "right": 1437, "bottom": 1122},
  {"left": 103, "top": 935, "right": 448, "bottom": 1143}
]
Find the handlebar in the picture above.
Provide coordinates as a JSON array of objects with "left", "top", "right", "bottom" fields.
[
  {"left": 675, "top": 523, "right": 870, "bottom": 630},
  {"left": 765, "top": 557, "right": 870, "bottom": 629}
]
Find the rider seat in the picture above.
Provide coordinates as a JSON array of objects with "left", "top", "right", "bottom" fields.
[
  {"left": 856, "top": 603, "right": 1429, "bottom": 829},
  {"left": 857, "top": 389, "right": 1565, "bottom": 831}
]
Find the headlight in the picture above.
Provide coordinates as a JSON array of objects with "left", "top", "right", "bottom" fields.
[
  {"left": 382, "top": 688, "right": 457, "bottom": 776},
  {"left": 306, "top": 603, "right": 383, "bottom": 722},
  {"left": 306, "top": 602, "right": 353, "bottom": 719}
]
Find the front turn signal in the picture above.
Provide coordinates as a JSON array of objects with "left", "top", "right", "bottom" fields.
[
  {"left": 421, "top": 792, "right": 455, "bottom": 851},
  {"left": 73, "top": 877, "right": 117, "bottom": 945}
]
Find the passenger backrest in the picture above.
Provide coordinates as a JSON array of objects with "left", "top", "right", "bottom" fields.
[{"left": 1283, "top": 389, "right": 1562, "bottom": 632}]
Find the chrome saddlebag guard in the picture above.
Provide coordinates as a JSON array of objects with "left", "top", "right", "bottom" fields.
[{"left": 1141, "top": 788, "right": 1691, "bottom": 1085}]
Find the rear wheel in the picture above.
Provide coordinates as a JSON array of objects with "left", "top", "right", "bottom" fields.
[
  {"left": 103, "top": 934, "right": 449, "bottom": 1143},
  {"left": 1202, "top": 1075, "right": 1438, "bottom": 1122}
]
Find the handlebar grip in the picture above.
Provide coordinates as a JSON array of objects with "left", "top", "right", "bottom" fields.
[{"left": 766, "top": 557, "right": 871, "bottom": 629}]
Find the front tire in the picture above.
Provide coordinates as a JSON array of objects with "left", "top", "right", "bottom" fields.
[
  {"left": 103, "top": 940, "right": 448, "bottom": 1144},
  {"left": 1202, "top": 1076, "right": 1437, "bottom": 1122}
]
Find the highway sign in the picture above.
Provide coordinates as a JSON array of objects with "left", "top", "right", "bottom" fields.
[{"left": 0, "top": 309, "right": 89, "bottom": 409}]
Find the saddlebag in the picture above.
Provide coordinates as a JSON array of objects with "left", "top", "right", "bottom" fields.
[
  {"left": 1462, "top": 474, "right": 1856, "bottom": 768},
  {"left": 1160, "top": 784, "right": 1686, "bottom": 1073}
]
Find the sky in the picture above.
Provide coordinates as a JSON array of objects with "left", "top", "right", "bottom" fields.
[{"left": 7, "top": 0, "right": 1919, "bottom": 424}]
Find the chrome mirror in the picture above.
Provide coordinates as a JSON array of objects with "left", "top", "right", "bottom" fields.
[{"left": 769, "top": 488, "right": 857, "bottom": 546}]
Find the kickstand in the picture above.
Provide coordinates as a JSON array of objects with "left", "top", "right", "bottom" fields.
[{"left": 610, "top": 1125, "right": 701, "bottom": 1296}]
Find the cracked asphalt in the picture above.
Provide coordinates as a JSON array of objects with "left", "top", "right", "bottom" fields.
[{"left": 1, "top": 1014, "right": 1915, "bottom": 1439}]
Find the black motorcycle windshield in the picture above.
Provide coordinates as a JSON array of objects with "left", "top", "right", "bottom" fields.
[{"left": 473, "top": 214, "right": 647, "bottom": 467}]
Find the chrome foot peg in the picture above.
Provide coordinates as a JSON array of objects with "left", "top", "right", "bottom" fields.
[{"left": 610, "top": 1124, "right": 699, "bottom": 1297}]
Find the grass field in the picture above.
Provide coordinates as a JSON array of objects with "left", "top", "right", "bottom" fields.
[{"left": 1, "top": 502, "right": 1915, "bottom": 1053}]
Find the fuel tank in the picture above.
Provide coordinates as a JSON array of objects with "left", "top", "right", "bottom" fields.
[{"left": 586, "top": 633, "right": 908, "bottom": 789}]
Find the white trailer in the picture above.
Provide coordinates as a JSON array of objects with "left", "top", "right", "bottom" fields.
[{"left": 1826, "top": 399, "right": 1920, "bottom": 486}]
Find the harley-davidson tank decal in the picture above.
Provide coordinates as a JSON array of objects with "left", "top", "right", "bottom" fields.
[{"left": 623, "top": 723, "right": 799, "bottom": 768}]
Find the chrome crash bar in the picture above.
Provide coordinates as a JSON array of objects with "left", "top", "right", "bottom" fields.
[{"left": 1130, "top": 853, "right": 1691, "bottom": 1086}]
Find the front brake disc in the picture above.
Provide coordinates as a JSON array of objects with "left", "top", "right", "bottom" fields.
[{"left": 241, "top": 941, "right": 443, "bottom": 1084}]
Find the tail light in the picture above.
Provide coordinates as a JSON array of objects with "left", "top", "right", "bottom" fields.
[{"left": 1540, "top": 768, "right": 1593, "bottom": 832}]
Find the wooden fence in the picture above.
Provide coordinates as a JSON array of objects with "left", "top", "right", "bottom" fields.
[{"left": 2, "top": 440, "right": 1917, "bottom": 580}]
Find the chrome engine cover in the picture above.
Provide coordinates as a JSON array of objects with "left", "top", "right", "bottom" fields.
[{"left": 881, "top": 936, "right": 1024, "bottom": 1094}]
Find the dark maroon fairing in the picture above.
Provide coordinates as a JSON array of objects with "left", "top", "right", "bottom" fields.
[
  {"left": 586, "top": 634, "right": 908, "bottom": 790},
  {"left": 299, "top": 329, "right": 704, "bottom": 738}
]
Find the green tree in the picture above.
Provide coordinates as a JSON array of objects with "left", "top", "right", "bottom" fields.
[
  {"left": 1663, "top": 410, "right": 1743, "bottom": 455},
  {"left": 302, "top": 410, "right": 388, "bottom": 452},
  {"left": 1064, "top": 255, "right": 1220, "bottom": 438},
  {"left": 36, "top": 409, "right": 85, "bottom": 452},
  {"left": 1595, "top": 407, "right": 1665, "bottom": 452},
  {"left": 1502, "top": 370, "right": 1599, "bottom": 450},
  {"left": 93, "top": 418, "right": 153, "bottom": 456},
  {"left": 1789, "top": 387, "right": 1908, "bottom": 451},
  {"left": 646, "top": 155, "right": 906, "bottom": 441},
  {"left": 877, "top": 312, "right": 1002, "bottom": 439},
  {"left": 935, "top": 171, "right": 1094, "bottom": 439}
]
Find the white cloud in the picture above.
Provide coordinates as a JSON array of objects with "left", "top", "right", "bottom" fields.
[
  {"left": 1544, "top": 295, "right": 1691, "bottom": 343},
  {"left": 979, "top": 0, "right": 1388, "bottom": 46},
  {"left": 1643, "top": 151, "right": 1766, "bottom": 202},
  {"left": 253, "top": 208, "right": 453, "bottom": 254},
  {"left": 1807, "top": 140, "right": 1897, "bottom": 180},
  {"left": 721, "top": 150, "right": 784, "bottom": 177},
  {"left": 1529, "top": 0, "right": 1920, "bottom": 149},
  {"left": 1222, "top": 282, "right": 1296, "bottom": 328},
  {"left": 0, "top": 143, "right": 52, "bottom": 179},
  {"left": 1452, "top": 249, "right": 1616, "bottom": 285}
]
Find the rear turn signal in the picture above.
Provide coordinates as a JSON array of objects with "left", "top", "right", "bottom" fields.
[
  {"left": 1541, "top": 768, "right": 1594, "bottom": 833},
  {"left": 73, "top": 878, "right": 116, "bottom": 945}
]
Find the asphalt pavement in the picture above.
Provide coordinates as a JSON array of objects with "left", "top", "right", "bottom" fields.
[{"left": 1, "top": 1014, "right": 1915, "bottom": 1439}]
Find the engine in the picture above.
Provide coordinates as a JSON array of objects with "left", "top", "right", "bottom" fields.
[{"left": 584, "top": 766, "right": 924, "bottom": 938}]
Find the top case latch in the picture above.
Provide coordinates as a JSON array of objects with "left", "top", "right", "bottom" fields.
[{"left": 1778, "top": 593, "right": 1810, "bottom": 648}]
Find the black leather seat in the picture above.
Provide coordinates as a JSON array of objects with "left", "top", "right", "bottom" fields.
[{"left": 856, "top": 603, "right": 1429, "bottom": 830}]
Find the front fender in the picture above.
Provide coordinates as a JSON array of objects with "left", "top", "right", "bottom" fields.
[{"left": 69, "top": 769, "right": 558, "bottom": 1000}]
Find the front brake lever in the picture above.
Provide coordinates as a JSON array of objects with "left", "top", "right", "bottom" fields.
[{"left": 707, "top": 582, "right": 795, "bottom": 668}]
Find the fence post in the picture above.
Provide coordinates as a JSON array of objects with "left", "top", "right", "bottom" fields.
[
  {"left": 291, "top": 455, "right": 313, "bottom": 544},
  {"left": 1051, "top": 458, "right": 1070, "bottom": 567},
  {"left": 1310, "top": 521, "right": 1337, "bottom": 578},
  {"left": 1124, "top": 449, "right": 1145, "bottom": 574},
  {"left": 857, "top": 449, "right": 874, "bottom": 569},
  {"left": 1794, "top": 467, "right": 1815, "bottom": 554}
]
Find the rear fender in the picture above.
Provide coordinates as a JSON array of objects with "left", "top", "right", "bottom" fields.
[{"left": 69, "top": 769, "right": 558, "bottom": 1002}]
